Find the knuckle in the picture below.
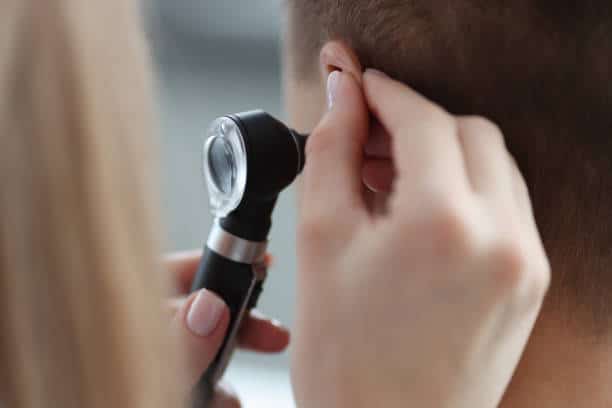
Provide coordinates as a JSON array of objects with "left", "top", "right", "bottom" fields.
[
  {"left": 459, "top": 116, "right": 505, "bottom": 146},
  {"left": 490, "top": 241, "right": 528, "bottom": 288},
  {"left": 487, "top": 240, "right": 549, "bottom": 304},
  {"left": 413, "top": 198, "right": 477, "bottom": 257},
  {"left": 460, "top": 115, "right": 502, "bottom": 134},
  {"left": 430, "top": 201, "right": 469, "bottom": 238},
  {"left": 422, "top": 106, "right": 457, "bottom": 136},
  {"left": 530, "top": 254, "right": 552, "bottom": 299}
]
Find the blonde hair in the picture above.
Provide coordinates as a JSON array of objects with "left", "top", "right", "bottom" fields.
[{"left": 0, "top": 0, "right": 181, "bottom": 407}]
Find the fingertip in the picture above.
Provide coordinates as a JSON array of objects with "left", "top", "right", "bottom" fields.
[
  {"left": 176, "top": 290, "right": 230, "bottom": 383},
  {"left": 313, "top": 70, "right": 367, "bottom": 152},
  {"left": 327, "top": 70, "right": 341, "bottom": 109},
  {"left": 185, "top": 289, "right": 229, "bottom": 338},
  {"left": 326, "top": 69, "right": 365, "bottom": 111},
  {"left": 238, "top": 312, "right": 291, "bottom": 353},
  {"left": 363, "top": 68, "right": 392, "bottom": 93},
  {"left": 363, "top": 68, "right": 394, "bottom": 105},
  {"left": 268, "top": 321, "right": 291, "bottom": 350},
  {"left": 337, "top": 70, "right": 367, "bottom": 111},
  {"left": 264, "top": 253, "right": 274, "bottom": 268}
]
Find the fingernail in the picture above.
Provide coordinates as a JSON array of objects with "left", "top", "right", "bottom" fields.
[
  {"left": 327, "top": 70, "right": 341, "bottom": 109},
  {"left": 270, "top": 318, "right": 286, "bottom": 330},
  {"left": 186, "top": 289, "right": 226, "bottom": 337},
  {"left": 366, "top": 68, "right": 389, "bottom": 78}
]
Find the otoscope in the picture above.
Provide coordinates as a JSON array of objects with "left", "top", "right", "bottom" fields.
[{"left": 190, "top": 110, "right": 308, "bottom": 406}]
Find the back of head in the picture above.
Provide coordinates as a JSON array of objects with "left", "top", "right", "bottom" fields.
[
  {"left": 0, "top": 0, "right": 180, "bottom": 407},
  {"left": 287, "top": 1, "right": 612, "bottom": 334}
]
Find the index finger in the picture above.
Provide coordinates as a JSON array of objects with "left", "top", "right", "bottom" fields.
[{"left": 362, "top": 70, "right": 468, "bottom": 196}]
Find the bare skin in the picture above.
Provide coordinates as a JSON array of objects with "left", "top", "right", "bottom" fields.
[
  {"left": 284, "top": 41, "right": 612, "bottom": 407},
  {"left": 293, "top": 64, "right": 550, "bottom": 407},
  {"left": 501, "top": 311, "right": 612, "bottom": 407},
  {"left": 164, "top": 250, "right": 290, "bottom": 408}
]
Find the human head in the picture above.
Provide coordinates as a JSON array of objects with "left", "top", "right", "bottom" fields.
[
  {"left": 0, "top": 1, "right": 180, "bottom": 406},
  {"left": 283, "top": 1, "right": 612, "bottom": 335}
]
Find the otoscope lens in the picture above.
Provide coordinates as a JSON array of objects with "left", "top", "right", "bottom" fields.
[
  {"left": 204, "top": 117, "right": 248, "bottom": 217},
  {"left": 208, "top": 137, "right": 236, "bottom": 195}
]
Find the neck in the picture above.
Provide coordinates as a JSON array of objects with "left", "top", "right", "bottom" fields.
[{"left": 502, "top": 310, "right": 612, "bottom": 407}]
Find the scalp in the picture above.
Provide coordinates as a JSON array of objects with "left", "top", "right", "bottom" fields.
[{"left": 287, "top": 0, "right": 612, "bottom": 334}]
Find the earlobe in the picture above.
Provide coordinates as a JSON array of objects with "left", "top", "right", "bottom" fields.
[{"left": 319, "top": 41, "right": 363, "bottom": 84}]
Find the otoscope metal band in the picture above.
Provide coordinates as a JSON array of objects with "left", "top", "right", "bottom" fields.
[{"left": 206, "top": 220, "right": 268, "bottom": 264}]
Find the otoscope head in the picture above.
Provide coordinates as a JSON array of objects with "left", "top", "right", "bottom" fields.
[{"left": 203, "top": 110, "right": 307, "bottom": 238}]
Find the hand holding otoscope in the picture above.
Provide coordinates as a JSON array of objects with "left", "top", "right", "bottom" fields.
[{"left": 189, "top": 110, "right": 307, "bottom": 406}]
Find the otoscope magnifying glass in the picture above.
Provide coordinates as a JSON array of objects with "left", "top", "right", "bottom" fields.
[{"left": 204, "top": 117, "right": 248, "bottom": 217}]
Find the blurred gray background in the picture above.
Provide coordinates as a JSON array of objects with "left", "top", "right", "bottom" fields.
[{"left": 148, "top": 1, "right": 296, "bottom": 405}]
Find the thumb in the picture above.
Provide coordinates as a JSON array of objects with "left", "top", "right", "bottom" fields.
[
  {"left": 173, "top": 289, "right": 230, "bottom": 385},
  {"left": 301, "top": 70, "right": 369, "bottom": 227}
]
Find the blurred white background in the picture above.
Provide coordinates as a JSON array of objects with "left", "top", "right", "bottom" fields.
[{"left": 148, "top": 1, "right": 297, "bottom": 406}]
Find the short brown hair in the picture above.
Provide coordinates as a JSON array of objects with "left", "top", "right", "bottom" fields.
[{"left": 288, "top": 0, "right": 612, "bottom": 334}]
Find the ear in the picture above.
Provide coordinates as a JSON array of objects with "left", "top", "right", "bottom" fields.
[{"left": 319, "top": 41, "right": 363, "bottom": 84}]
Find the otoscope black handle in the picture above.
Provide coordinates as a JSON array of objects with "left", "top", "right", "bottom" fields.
[{"left": 190, "top": 228, "right": 267, "bottom": 407}]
